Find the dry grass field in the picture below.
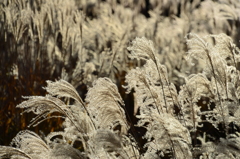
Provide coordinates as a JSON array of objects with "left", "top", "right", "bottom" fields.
[{"left": 1, "top": 0, "right": 240, "bottom": 158}]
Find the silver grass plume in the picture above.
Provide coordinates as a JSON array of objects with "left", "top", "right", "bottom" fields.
[
  {"left": 2, "top": 2, "right": 31, "bottom": 43},
  {"left": 127, "top": 37, "right": 156, "bottom": 61},
  {"left": 127, "top": 37, "right": 180, "bottom": 115},
  {"left": 186, "top": 33, "right": 231, "bottom": 97},
  {"left": 127, "top": 37, "right": 169, "bottom": 108},
  {"left": 45, "top": 131, "right": 89, "bottom": 155},
  {"left": 178, "top": 74, "right": 213, "bottom": 132},
  {"left": 17, "top": 95, "right": 73, "bottom": 128},
  {"left": 0, "top": 130, "right": 86, "bottom": 159},
  {"left": 45, "top": 79, "right": 96, "bottom": 131},
  {"left": 0, "top": 146, "right": 32, "bottom": 159},
  {"left": 89, "top": 129, "right": 138, "bottom": 159},
  {"left": 124, "top": 66, "right": 163, "bottom": 114},
  {"left": 209, "top": 34, "right": 240, "bottom": 99},
  {"left": 186, "top": 33, "right": 240, "bottom": 130},
  {"left": 127, "top": 37, "right": 171, "bottom": 87},
  {"left": 45, "top": 79, "right": 84, "bottom": 106},
  {"left": 124, "top": 60, "right": 178, "bottom": 115},
  {"left": 138, "top": 112, "right": 192, "bottom": 159},
  {"left": 16, "top": 95, "right": 88, "bottom": 132},
  {"left": 9, "top": 130, "right": 50, "bottom": 159},
  {"left": 89, "top": 129, "right": 122, "bottom": 153},
  {"left": 196, "top": 133, "right": 240, "bottom": 158},
  {"left": 186, "top": 33, "right": 228, "bottom": 128},
  {"left": 17, "top": 93, "right": 94, "bottom": 138},
  {"left": 86, "top": 77, "right": 129, "bottom": 135},
  {"left": 50, "top": 143, "right": 87, "bottom": 159},
  {"left": 17, "top": 80, "right": 96, "bottom": 151}
]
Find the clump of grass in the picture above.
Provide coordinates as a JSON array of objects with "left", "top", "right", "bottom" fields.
[{"left": 1, "top": 34, "right": 240, "bottom": 158}]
